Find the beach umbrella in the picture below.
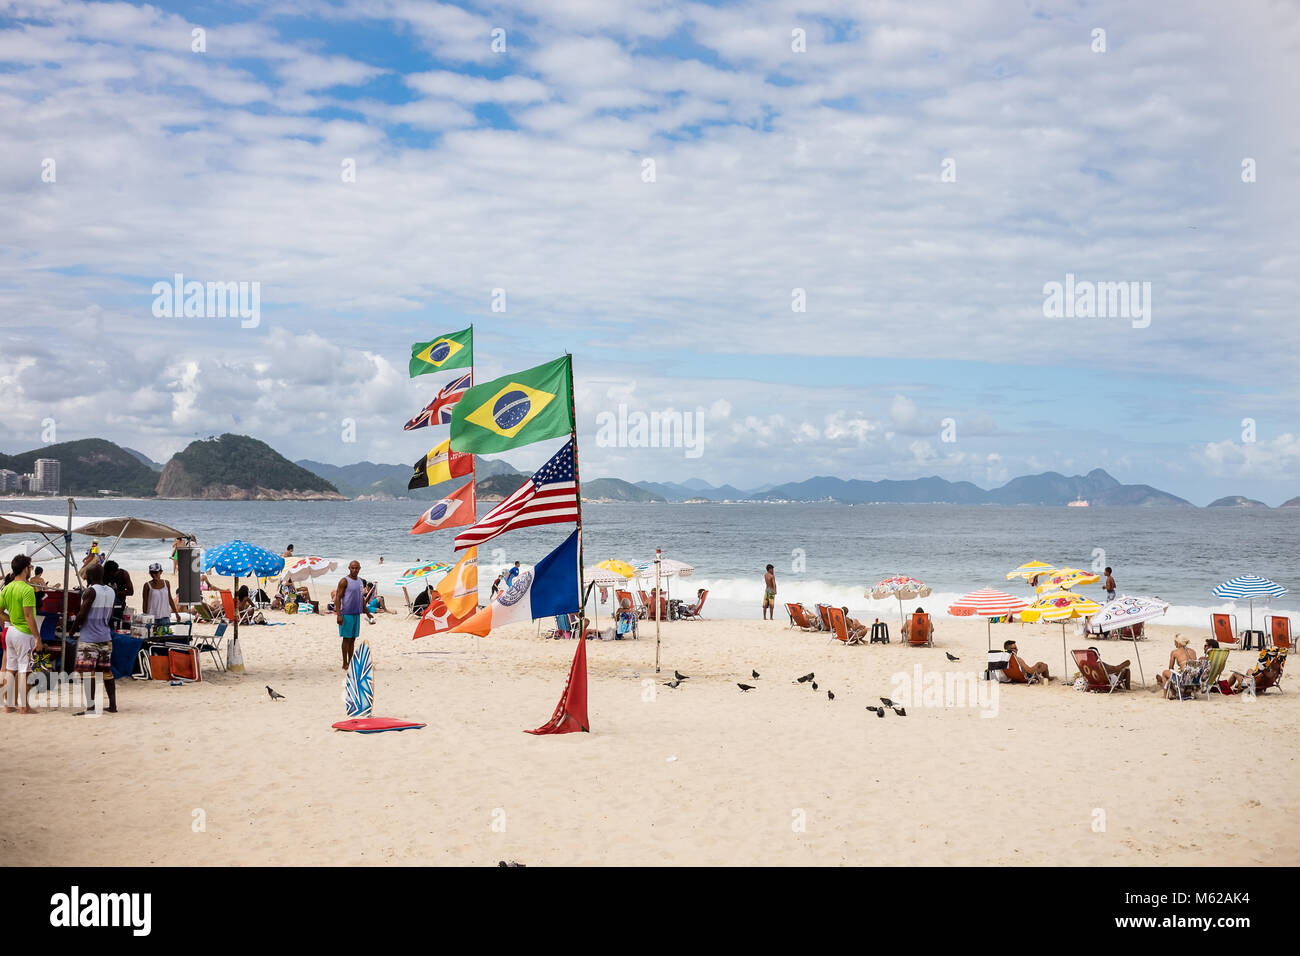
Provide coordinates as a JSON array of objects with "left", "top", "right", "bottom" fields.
[
  {"left": 283, "top": 555, "right": 338, "bottom": 599},
  {"left": 395, "top": 561, "right": 452, "bottom": 588},
  {"left": 1021, "top": 591, "right": 1105, "bottom": 682},
  {"left": 1034, "top": 567, "right": 1100, "bottom": 594},
  {"left": 1006, "top": 561, "right": 1057, "bottom": 586},
  {"left": 1212, "top": 575, "right": 1287, "bottom": 633},
  {"left": 635, "top": 557, "right": 694, "bottom": 613},
  {"left": 583, "top": 567, "right": 629, "bottom": 635},
  {"left": 868, "top": 575, "right": 933, "bottom": 626},
  {"left": 202, "top": 540, "right": 285, "bottom": 674},
  {"left": 947, "top": 588, "right": 1031, "bottom": 663},
  {"left": 1086, "top": 594, "right": 1166, "bottom": 687},
  {"left": 595, "top": 559, "right": 637, "bottom": 579}
]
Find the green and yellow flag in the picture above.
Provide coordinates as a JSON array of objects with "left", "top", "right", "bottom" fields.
[
  {"left": 410, "top": 327, "right": 473, "bottom": 378},
  {"left": 450, "top": 355, "right": 573, "bottom": 453}
]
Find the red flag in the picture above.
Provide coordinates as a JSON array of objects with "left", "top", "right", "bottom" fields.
[
  {"left": 409, "top": 479, "right": 476, "bottom": 534},
  {"left": 525, "top": 635, "right": 589, "bottom": 735}
]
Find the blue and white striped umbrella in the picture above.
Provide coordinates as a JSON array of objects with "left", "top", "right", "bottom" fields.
[
  {"left": 1213, "top": 575, "right": 1287, "bottom": 600},
  {"left": 202, "top": 540, "right": 285, "bottom": 579},
  {"left": 1212, "top": 575, "right": 1287, "bottom": 633}
]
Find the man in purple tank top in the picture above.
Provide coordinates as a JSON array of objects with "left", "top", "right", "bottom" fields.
[{"left": 334, "top": 560, "right": 364, "bottom": 669}]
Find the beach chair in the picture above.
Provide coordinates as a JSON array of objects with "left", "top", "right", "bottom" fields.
[
  {"left": 678, "top": 590, "right": 707, "bottom": 620},
  {"left": 826, "top": 606, "right": 850, "bottom": 643},
  {"left": 1253, "top": 655, "right": 1285, "bottom": 694},
  {"left": 906, "top": 612, "right": 934, "bottom": 647},
  {"left": 1004, "top": 653, "right": 1038, "bottom": 685},
  {"left": 1199, "top": 647, "right": 1230, "bottom": 694},
  {"left": 401, "top": 586, "right": 422, "bottom": 619},
  {"left": 1210, "top": 613, "right": 1239, "bottom": 647},
  {"left": 786, "top": 603, "right": 816, "bottom": 630},
  {"left": 636, "top": 590, "right": 653, "bottom": 620},
  {"left": 816, "top": 604, "right": 833, "bottom": 632},
  {"left": 545, "top": 615, "right": 571, "bottom": 639},
  {"left": 1265, "top": 615, "right": 1292, "bottom": 652},
  {"left": 218, "top": 589, "right": 237, "bottom": 624},
  {"left": 616, "top": 589, "right": 635, "bottom": 615},
  {"left": 1072, "top": 649, "right": 1127, "bottom": 693},
  {"left": 194, "top": 622, "right": 227, "bottom": 673}
]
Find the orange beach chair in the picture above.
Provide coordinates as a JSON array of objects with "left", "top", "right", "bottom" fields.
[
  {"left": 906, "top": 612, "right": 934, "bottom": 647},
  {"left": 1265, "top": 615, "right": 1293, "bottom": 652},
  {"left": 1072, "top": 648, "right": 1128, "bottom": 693},
  {"left": 786, "top": 603, "right": 815, "bottom": 630},
  {"left": 1210, "top": 613, "right": 1238, "bottom": 647}
]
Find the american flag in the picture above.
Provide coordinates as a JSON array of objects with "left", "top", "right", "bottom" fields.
[
  {"left": 454, "top": 439, "right": 578, "bottom": 550},
  {"left": 403, "top": 372, "right": 472, "bottom": 430}
]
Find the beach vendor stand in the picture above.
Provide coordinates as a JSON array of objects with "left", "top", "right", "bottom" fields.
[{"left": 0, "top": 502, "right": 190, "bottom": 673}]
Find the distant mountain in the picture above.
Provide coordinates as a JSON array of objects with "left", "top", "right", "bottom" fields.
[
  {"left": 584, "top": 478, "right": 665, "bottom": 502},
  {"left": 1280, "top": 497, "right": 1300, "bottom": 509},
  {"left": 634, "top": 480, "right": 750, "bottom": 501},
  {"left": 0, "top": 439, "right": 159, "bottom": 497},
  {"left": 296, "top": 456, "right": 520, "bottom": 499},
  {"left": 122, "top": 447, "right": 164, "bottom": 472},
  {"left": 751, "top": 469, "right": 1192, "bottom": 506},
  {"left": 158, "top": 434, "right": 343, "bottom": 500},
  {"left": 1207, "top": 495, "right": 1270, "bottom": 508}
]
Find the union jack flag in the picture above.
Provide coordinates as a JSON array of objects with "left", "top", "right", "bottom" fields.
[
  {"left": 403, "top": 372, "right": 472, "bottom": 430},
  {"left": 454, "top": 439, "right": 578, "bottom": 550}
]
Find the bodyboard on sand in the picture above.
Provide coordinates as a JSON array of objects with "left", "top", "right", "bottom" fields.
[
  {"left": 332, "top": 717, "right": 426, "bottom": 734},
  {"left": 343, "top": 640, "right": 374, "bottom": 717}
]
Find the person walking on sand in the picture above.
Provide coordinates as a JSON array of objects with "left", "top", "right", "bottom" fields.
[
  {"left": 72, "top": 563, "right": 117, "bottom": 715},
  {"left": 490, "top": 573, "right": 503, "bottom": 599},
  {"left": 506, "top": 561, "right": 521, "bottom": 588},
  {"left": 1, "top": 555, "right": 42, "bottom": 714},
  {"left": 334, "top": 560, "right": 364, "bottom": 670},
  {"left": 142, "top": 562, "right": 179, "bottom": 625},
  {"left": 1103, "top": 566, "right": 1116, "bottom": 602},
  {"left": 762, "top": 564, "right": 776, "bottom": 620}
]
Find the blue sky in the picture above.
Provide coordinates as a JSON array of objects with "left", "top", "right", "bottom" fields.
[{"left": 0, "top": 0, "right": 1297, "bottom": 504}]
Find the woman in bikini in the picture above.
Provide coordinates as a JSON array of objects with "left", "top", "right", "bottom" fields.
[{"left": 1155, "top": 634, "right": 1198, "bottom": 691}]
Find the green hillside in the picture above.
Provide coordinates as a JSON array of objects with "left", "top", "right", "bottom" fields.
[
  {"left": 157, "top": 434, "right": 340, "bottom": 498},
  {"left": 0, "top": 439, "right": 159, "bottom": 496}
]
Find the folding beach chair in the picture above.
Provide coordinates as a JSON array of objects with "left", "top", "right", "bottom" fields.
[
  {"left": 1072, "top": 649, "right": 1128, "bottom": 693},
  {"left": 194, "top": 622, "right": 227, "bottom": 673},
  {"left": 786, "top": 603, "right": 815, "bottom": 630},
  {"left": 218, "top": 589, "right": 237, "bottom": 624},
  {"left": 906, "top": 612, "right": 934, "bottom": 648},
  {"left": 1253, "top": 655, "right": 1285, "bottom": 694},
  {"left": 826, "top": 606, "right": 850, "bottom": 643},
  {"left": 815, "top": 604, "right": 833, "bottom": 632},
  {"left": 636, "top": 590, "right": 653, "bottom": 620},
  {"left": 1210, "top": 613, "right": 1239, "bottom": 647},
  {"left": 1264, "top": 615, "right": 1293, "bottom": 652},
  {"left": 402, "top": 586, "right": 422, "bottom": 620},
  {"left": 1003, "top": 653, "right": 1037, "bottom": 685},
  {"left": 678, "top": 590, "right": 707, "bottom": 621},
  {"left": 1199, "top": 647, "right": 1230, "bottom": 694}
]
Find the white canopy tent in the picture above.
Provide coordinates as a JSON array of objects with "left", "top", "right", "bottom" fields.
[{"left": 0, "top": 503, "right": 189, "bottom": 652}]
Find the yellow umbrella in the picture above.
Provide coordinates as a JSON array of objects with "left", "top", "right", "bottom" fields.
[
  {"left": 1006, "top": 560, "right": 1056, "bottom": 581},
  {"left": 1021, "top": 592, "right": 1103, "bottom": 679},
  {"left": 1034, "top": 567, "right": 1100, "bottom": 593},
  {"left": 595, "top": 559, "right": 636, "bottom": 579}
]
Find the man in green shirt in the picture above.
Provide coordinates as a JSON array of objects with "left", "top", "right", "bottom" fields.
[{"left": 2, "top": 554, "right": 42, "bottom": 714}]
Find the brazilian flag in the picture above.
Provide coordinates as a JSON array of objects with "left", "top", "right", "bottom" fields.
[
  {"left": 410, "top": 327, "right": 473, "bottom": 378},
  {"left": 450, "top": 355, "right": 573, "bottom": 453}
]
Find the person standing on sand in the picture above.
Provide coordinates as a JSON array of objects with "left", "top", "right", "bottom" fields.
[
  {"left": 1103, "top": 567, "right": 1116, "bottom": 602},
  {"left": 334, "top": 560, "right": 364, "bottom": 670},
  {"left": 1, "top": 555, "right": 42, "bottom": 714},
  {"left": 72, "top": 563, "right": 117, "bottom": 715},
  {"left": 762, "top": 564, "right": 776, "bottom": 620}
]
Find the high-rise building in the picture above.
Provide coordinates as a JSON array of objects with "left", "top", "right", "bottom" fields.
[
  {"left": 33, "top": 458, "right": 60, "bottom": 494},
  {"left": 0, "top": 469, "right": 16, "bottom": 492}
]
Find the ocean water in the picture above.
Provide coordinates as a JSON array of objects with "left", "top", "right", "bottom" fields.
[{"left": 4, "top": 499, "right": 1297, "bottom": 628}]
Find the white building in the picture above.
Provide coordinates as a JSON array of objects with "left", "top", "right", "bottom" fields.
[{"left": 33, "top": 459, "right": 60, "bottom": 494}]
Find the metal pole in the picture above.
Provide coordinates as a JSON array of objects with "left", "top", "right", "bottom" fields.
[
  {"left": 566, "top": 354, "right": 583, "bottom": 619},
  {"left": 59, "top": 497, "right": 74, "bottom": 670},
  {"left": 654, "top": 547, "right": 662, "bottom": 674}
]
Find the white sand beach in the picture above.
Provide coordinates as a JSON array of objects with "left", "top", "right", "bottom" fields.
[{"left": 2, "top": 588, "right": 1295, "bottom": 867}]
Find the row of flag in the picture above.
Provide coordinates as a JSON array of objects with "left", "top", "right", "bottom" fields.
[{"left": 401, "top": 328, "right": 583, "bottom": 639}]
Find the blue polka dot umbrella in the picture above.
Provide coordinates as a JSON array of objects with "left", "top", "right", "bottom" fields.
[{"left": 201, "top": 541, "right": 285, "bottom": 671}]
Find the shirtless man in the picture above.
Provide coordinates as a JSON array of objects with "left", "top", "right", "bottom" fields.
[
  {"left": 1005, "top": 639, "right": 1052, "bottom": 682},
  {"left": 1088, "top": 645, "right": 1132, "bottom": 689},
  {"left": 762, "top": 564, "right": 776, "bottom": 621}
]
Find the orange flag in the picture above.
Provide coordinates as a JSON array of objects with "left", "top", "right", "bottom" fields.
[{"left": 412, "top": 547, "right": 478, "bottom": 638}]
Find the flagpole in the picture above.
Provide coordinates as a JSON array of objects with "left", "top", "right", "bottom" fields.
[{"left": 566, "top": 353, "right": 584, "bottom": 623}]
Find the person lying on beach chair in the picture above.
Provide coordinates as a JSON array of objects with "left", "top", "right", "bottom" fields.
[
  {"left": 236, "top": 586, "right": 267, "bottom": 625},
  {"left": 1071, "top": 648, "right": 1129, "bottom": 692},
  {"left": 678, "top": 589, "right": 707, "bottom": 620},
  {"left": 786, "top": 603, "right": 817, "bottom": 630},
  {"left": 1002, "top": 639, "right": 1051, "bottom": 683},
  {"left": 1222, "top": 646, "right": 1287, "bottom": 695}
]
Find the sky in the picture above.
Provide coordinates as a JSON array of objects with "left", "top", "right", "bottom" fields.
[{"left": 0, "top": 0, "right": 1297, "bottom": 505}]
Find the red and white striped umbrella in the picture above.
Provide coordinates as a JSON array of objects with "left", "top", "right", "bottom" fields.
[{"left": 948, "top": 588, "right": 1030, "bottom": 659}]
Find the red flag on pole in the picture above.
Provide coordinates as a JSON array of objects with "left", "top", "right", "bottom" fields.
[{"left": 525, "top": 634, "right": 589, "bottom": 735}]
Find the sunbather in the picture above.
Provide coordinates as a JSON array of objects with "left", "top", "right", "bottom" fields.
[
  {"left": 1087, "top": 645, "right": 1131, "bottom": 689},
  {"left": 1155, "top": 635, "right": 1198, "bottom": 692},
  {"left": 236, "top": 585, "right": 266, "bottom": 625},
  {"left": 842, "top": 608, "right": 869, "bottom": 642},
  {"left": 1224, "top": 646, "right": 1287, "bottom": 693},
  {"left": 1004, "top": 639, "right": 1052, "bottom": 682}
]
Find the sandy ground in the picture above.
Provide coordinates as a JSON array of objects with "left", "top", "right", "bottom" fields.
[{"left": 2, "top": 589, "right": 1296, "bottom": 867}]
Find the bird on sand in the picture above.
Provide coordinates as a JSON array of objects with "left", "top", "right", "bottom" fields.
[
  {"left": 946, "top": 652, "right": 960, "bottom": 661},
  {"left": 737, "top": 683, "right": 756, "bottom": 692},
  {"left": 266, "top": 686, "right": 285, "bottom": 701},
  {"left": 796, "top": 673, "right": 815, "bottom": 683},
  {"left": 812, "top": 681, "right": 818, "bottom": 691},
  {"left": 675, "top": 670, "right": 690, "bottom": 681},
  {"left": 880, "top": 697, "right": 896, "bottom": 707},
  {"left": 827, "top": 690, "right": 835, "bottom": 701},
  {"left": 892, "top": 706, "right": 907, "bottom": 716},
  {"left": 663, "top": 679, "right": 682, "bottom": 688},
  {"left": 752, "top": 669, "right": 760, "bottom": 679}
]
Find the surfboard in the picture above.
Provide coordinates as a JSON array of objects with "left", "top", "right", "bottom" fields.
[
  {"left": 332, "top": 717, "right": 426, "bottom": 734},
  {"left": 343, "top": 640, "right": 374, "bottom": 718}
]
